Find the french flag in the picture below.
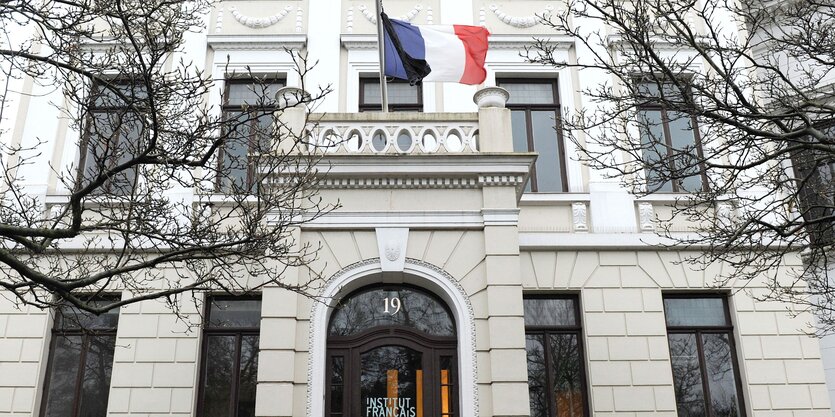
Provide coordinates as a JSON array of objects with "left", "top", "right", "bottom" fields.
[{"left": 381, "top": 13, "right": 489, "bottom": 85}]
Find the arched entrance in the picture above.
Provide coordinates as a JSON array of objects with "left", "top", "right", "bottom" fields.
[{"left": 326, "top": 285, "right": 458, "bottom": 417}]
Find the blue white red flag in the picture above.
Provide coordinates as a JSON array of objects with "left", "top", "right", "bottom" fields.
[{"left": 381, "top": 13, "right": 490, "bottom": 85}]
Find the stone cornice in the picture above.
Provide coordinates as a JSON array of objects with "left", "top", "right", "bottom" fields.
[{"left": 207, "top": 34, "right": 307, "bottom": 51}]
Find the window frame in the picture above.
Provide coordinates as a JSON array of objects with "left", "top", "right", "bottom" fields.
[
  {"left": 635, "top": 79, "right": 708, "bottom": 193},
  {"left": 497, "top": 78, "right": 568, "bottom": 193},
  {"left": 662, "top": 293, "right": 747, "bottom": 417},
  {"left": 358, "top": 77, "right": 423, "bottom": 112},
  {"left": 39, "top": 297, "right": 121, "bottom": 417},
  {"left": 80, "top": 80, "right": 147, "bottom": 195},
  {"left": 218, "top": 77, "right": 286, "bottom": 192},
  {"left": 522, "top": 294, "right": 590, "bottom": 417},
  {"left": 195, "top": 295, "right": 263, "bottom": 417}
]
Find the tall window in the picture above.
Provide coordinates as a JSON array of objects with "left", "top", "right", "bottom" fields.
[
  {"left": 637, "top": 80, "right": 705, "bottom": 192},
  {"left": 220, "top": 78, "right": 285, "bottom": 192},
  {"left": 792, "top": 123, "right": 835, "bottom": 246},
  {"left": 40, "top": 299, "right": 120, "bottom": 417},
  {"left": 663, "top": 295, "right": 745, "bottom": 417},
  {"left": 498, "top": 79, "right": 567, "bottom": 193},
  {"left": 359, "top": 77, "right": 422, "bottom": 112},
  {"left": 197, "top": 297, "right": 262, "bottom": 417},
  {"left": 523, "top": 296, "right": 588, "bottom": 417},
  {"left": 82, "top": 81, "right": 148, "bottom": 194}
]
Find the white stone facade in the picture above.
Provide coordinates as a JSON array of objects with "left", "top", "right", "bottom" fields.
[{"left": 0, "top": 0, "right": 833, "bottom": 417}]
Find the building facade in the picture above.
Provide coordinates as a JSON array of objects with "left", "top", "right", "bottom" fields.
[{"left": 0, "top": 0, "right": 833, "bottom": 417}]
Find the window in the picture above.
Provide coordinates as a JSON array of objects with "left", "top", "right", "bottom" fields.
[
  {"left": 523, "top": 296, "right": 588, "bottom": 417},
  {"left": 636, "top": 80, "right": 705, "bottom": 192},
  {"left": 220, "top": 78, "right": 285, "bottom": 192},
  {"left": 81, "top": 81, "right": 148, "bottom": 194},
  {"left": 359, "top": 77, "right": 422, "bottom": 112},
  {"left": 792, "top": 123, "right": 835, "bottom": 246},
  {"left": 498, "top": 79, "right": 567, "bottom": 192},
  {"left": 197, "top": 297, "right": 262, "bottom": 417},
  {"left": 40, "top": 299, "right": 120, "bottom": 417},
  {"left": 663, "top": 295, "right": 745, "bottom": 417}
]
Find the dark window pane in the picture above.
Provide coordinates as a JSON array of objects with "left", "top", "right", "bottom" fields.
[
  {"left": 93, "top": 83, "right": 148, "bottom": 107},
  {"left": 525, "top": 334, "right": 548, "bottom": 417},
  {"left": 702, "top": 333, "right": 742, "bottom": 417},
  {"left": 202, "top": 335, "right": 237, "bottom": 417},
  {"left": 668, "top": 333, "right": 707, "bottom": 417},
  {"left": 523, "top": 298, "right": 577, "bottom": 327},
  {"left": 510, "top": 110, "right": 533, "bottom": 192},
  {"left": 503, "top": 83, "right": 556, "bottom": 105},
  {"left": 237, "top": 335, "right": 259, "bottom": 417},
  {"left": 43, "top": 335, "right": 83, "bottom": 417},
  {"left": 531, "top": 110, "right": 564, "bottom": 192},
  {"left": 330, "top": 356, "right": 345, "bottom": 413},
  {"left": 77, "top": 335, "right": 116, "bottom": 417},
  {"left": 221, "top": 111, "right": 252, "bottom": 192},
  {"left": 510, "top": 110, "right": 530, "bottom": 152},
  {"left": 227, "top": 81, "right": 285, "bottom": 106},
  {"left": 362, "top": 81, "right": 420, "bottom": 105},
  {"left": 667, "top": 112, "right": 702, "bottom": 192},
  {"left": 208, "top": 299, "right": 262, "bottom": 328},
  {"left": 328, "top": 286, "right": 455, "bottom": 337},
  {"left": 664, "top": 298, "right": 728, "bottom": 327},
  {"left": 549, "top": 334, "right": 584, "bottom": 417},
  {"left": 56, "top": 300, "right": 120, "bottom": 331},
  {"left": 359, "top": 346, "right": 422, "bottom": 417},
  {"left": 639, "top": 109, "right": 673, "bottom": 192}
]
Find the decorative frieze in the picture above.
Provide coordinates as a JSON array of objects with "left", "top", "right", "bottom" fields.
[
  {"left": 357, "top": 4, "right": 422, "bottom": 24},
  {"left": 481, "top": 4, "right": 554, "bottom": 28},
  {"left": 229, "top": 5, "right": 293, "bottom": 29}
]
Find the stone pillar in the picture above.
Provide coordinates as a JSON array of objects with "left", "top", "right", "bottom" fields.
[
  {"left": 474, "top": 87, "right": 513, "bottom": 153},
  {"left": 256, "top": 226, "right": 302, "bottom": 417},
  {"left": 481, "top": 182, "right": 529, "bottom": 417}
]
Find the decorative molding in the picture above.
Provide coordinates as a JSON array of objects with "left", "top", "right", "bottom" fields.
[
  {"left": 486, "top": 4, "right": 554, "bottom": 28},
  {"left": 215, "top": 8, "right": 224, "bottom": 33},
  {"left": 571, "top": 202, "right": 589, "bottom": 231},
  {"left": 313, "top": 177, "right": 480, "bottom": 189},
  {"left": 340, "top": 34, "right": 377, "bottom": 50},
  {"left": 358, "top": 4, "right": 422, "bottom": 24},
  {"left": 229, "top": 5, "right": 293, "bottom": 29},
  {"left": 638, "top": 202, "right": 655, "bottom": 231},
  {"left": 425, "top": 6, "right": 433, "bottom": 24},
  {"left": 488, "top": 34, "right": 574, "bottom": 50},
  {"left": 716, "top": 201, "right": 734, "bottom": 227},
  {"left": 376, "top": 228, "right": 409, "bottom": 271},
  {"left": 296, "top": 7, "right": 304, "bottom": 33},
  {"left": 298, "top": 210, "right": 485, "bottom": 230},
  {"left": 478, "top": 174, "right": 526, "bottom": 187},
  {"left": 346, "top": 6, "right": 355, "bottom": 33},
  {"left": 308, "top": 258, "right": 479, "bottom": 417},
  {"left": 482, "top": 208, "right": 520, "bottom": 226},
  {"left": 206, "top": 34, "right": 307, "bottom": 51}
]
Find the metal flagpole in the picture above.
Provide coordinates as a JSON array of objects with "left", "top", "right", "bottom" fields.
[{"left": 375, "top": 0, "right": 389, "bottom": 112}]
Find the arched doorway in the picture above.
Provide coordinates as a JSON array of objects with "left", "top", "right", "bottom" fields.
[{"left": 326, "top": 285, "right": 458, "bottom": 417}]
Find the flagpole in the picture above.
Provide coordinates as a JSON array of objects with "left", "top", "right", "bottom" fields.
[{"left": 375, "top": 0, "right": 389, "bottom": 112}]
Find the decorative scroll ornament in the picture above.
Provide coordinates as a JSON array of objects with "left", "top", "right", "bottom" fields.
[
  {"left": 486, "top": 4, "right": 554, "bottom": 28},
  {"left": 358, "top": 4, "right": 422, "bottom": 24},
  {"left": 571, "top": 202, "right": 589, "bottom": 231},
  {"left": 638, "top": 202, "right": 655, "bottom": 231},
  {"left": 229, "top": 5, "right": 293, "bottom": 29}
]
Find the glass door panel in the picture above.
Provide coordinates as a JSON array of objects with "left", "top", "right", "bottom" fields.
[{"left": 360, "top": 346, "right": 424, "bottom": 417}]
